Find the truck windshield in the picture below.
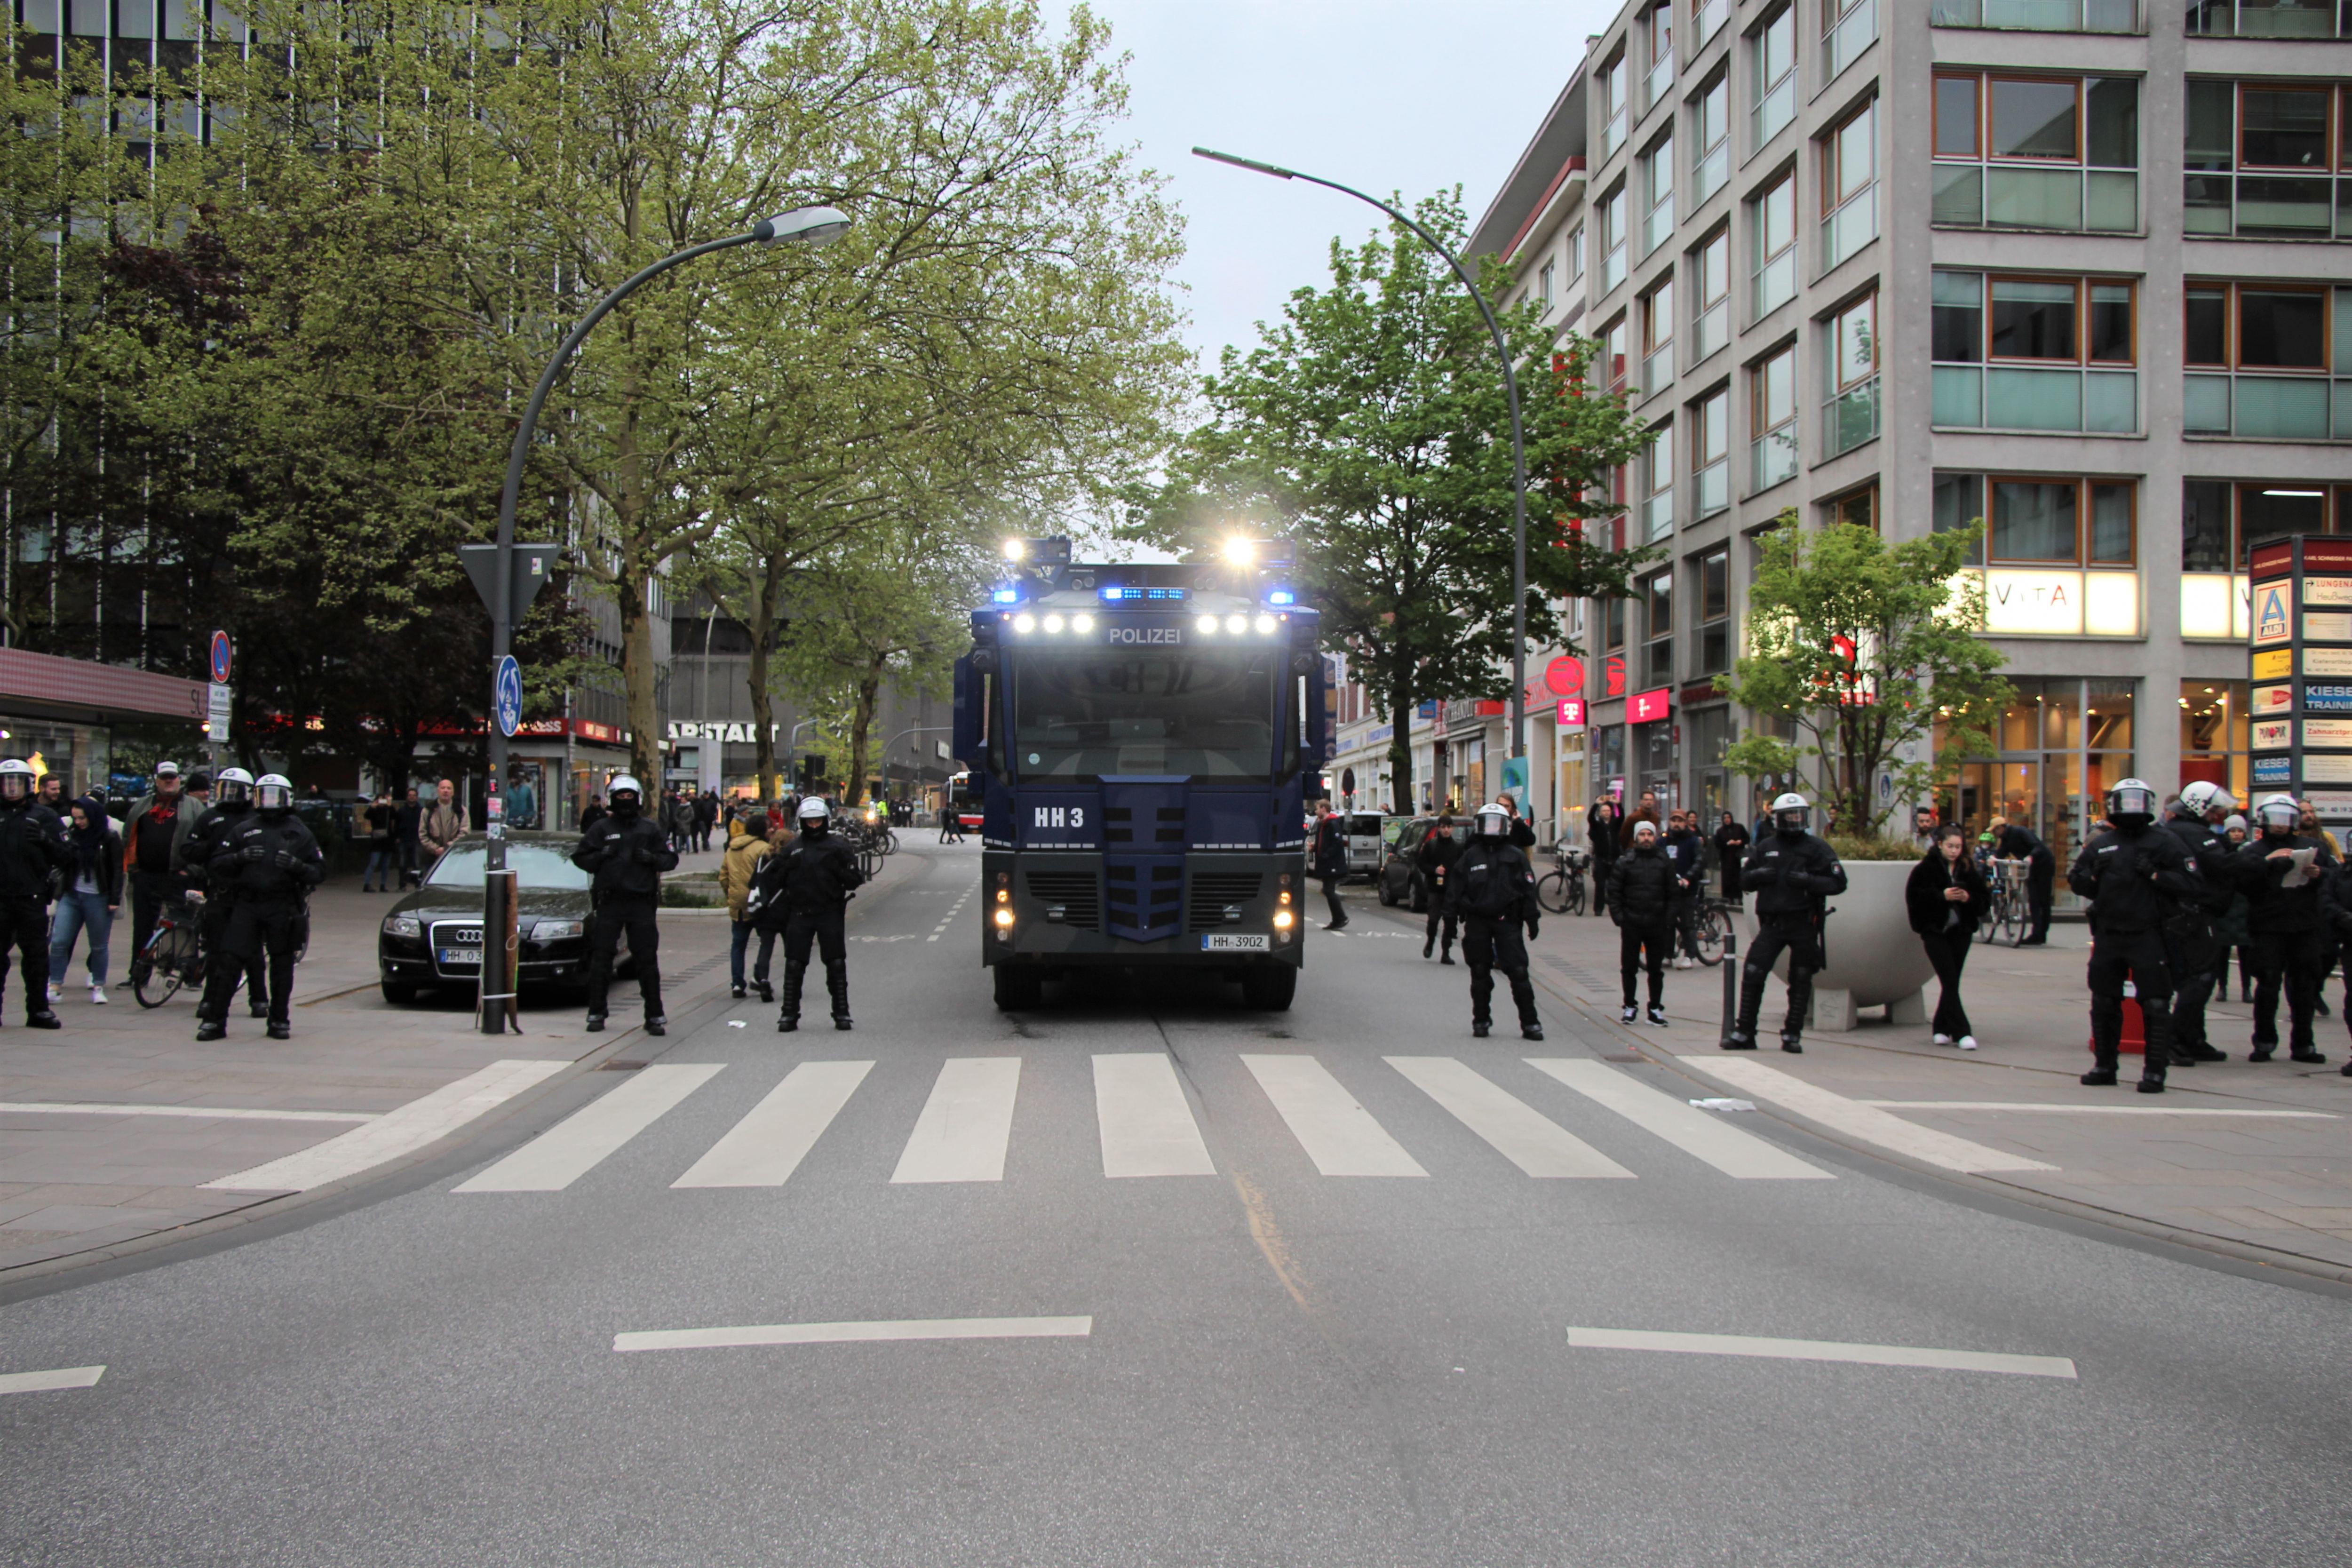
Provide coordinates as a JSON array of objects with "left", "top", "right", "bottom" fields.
[{"left": 1009, "top": 646, "right": 1277, "bottom": 780}]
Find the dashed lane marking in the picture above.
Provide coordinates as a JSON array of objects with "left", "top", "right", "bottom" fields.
[
  {"left": 928, "top": 878, "right": 980, "bottom": 942},
  {"left": 0, "top": 1366, "right": 106, "bottom": 1395},
  {"left": 1566, "top": 1326, "right": 2077, "bottom": 1379},
  {"left": 614, "top": 1316, "right": 1092, "bottom": 1353}
]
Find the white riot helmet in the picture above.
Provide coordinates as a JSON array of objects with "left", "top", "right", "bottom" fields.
[
  {"left": 607, "top": 774, "right": 644, "bottom": 813},
  {"left": 1472, "top": 804, "right": 1510, "bottom": 841},
  {"left": 215, "top": 766, "right": 255, "bottom": 809},
  {"left": 1771, "top": 792, "right": 1810, "bottom": 834},
  {"left": 2256, "top": 793, "right": 2301, "bottom": 835},
  {"left": 797, "top": 796, "right": 832, "bottom": 836},
  {"left": 2106, "top": 777, "right": 2159, "bottom": 828},
  {"left": 2178, "top": 780, "right": 2228, "bottom": 820},
  {"left": 0, "top": 757, "right": 31, "bottom": 804},
  {"left": 254, "top": 772, "right": 294, "bottom": 815}
]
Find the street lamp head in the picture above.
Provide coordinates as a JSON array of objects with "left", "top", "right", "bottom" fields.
[
  {"left": 1192, "top": 146, "right": 1295, "bottom": 180},
  {"left": 753, "top": 206, "right": 852, "bottom": 246}
]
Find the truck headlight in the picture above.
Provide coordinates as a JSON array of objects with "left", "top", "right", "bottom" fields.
[
  {"left": 993, "top": 907, "right": 1016, "bottom": 928},
  {"left": 1273, "top": 909, "right": 1294, "bottom": 930}
]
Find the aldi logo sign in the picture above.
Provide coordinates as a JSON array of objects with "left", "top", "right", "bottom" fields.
[{"left": 2255, "top": 582, "right": 2293, "bottom": 645}]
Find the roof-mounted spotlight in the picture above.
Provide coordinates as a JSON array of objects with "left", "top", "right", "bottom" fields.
[
  {"left": 1002, "top": 539, "right": 1028, "bottom": 562},
  {"left": 1222, "top": 536, "right": 1258, "bottom": 568}
]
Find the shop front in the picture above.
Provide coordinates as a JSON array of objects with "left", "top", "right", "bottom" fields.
[
  {"left": 0, "top": 646, "right": 208, "bottom": 799},
  {"left": 1942, "top": 677, "right": 2138, "bottom": 884}
]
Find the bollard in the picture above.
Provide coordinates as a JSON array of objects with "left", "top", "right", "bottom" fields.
[{"left": 1718, "top": 919, "right": 1738, "bottom": 1047}]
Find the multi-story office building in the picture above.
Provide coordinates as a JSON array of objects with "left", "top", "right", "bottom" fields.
[{"left": 1466, "top": 0, "right": 2352, "bottom": 866}]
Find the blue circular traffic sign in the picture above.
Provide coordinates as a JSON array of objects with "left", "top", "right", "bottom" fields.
[
  {"left": 494, "top": 655, "right": 524, "bottom": 739},
  {"left": 209, "top": 630, "right": 232, "bottom": 684}
]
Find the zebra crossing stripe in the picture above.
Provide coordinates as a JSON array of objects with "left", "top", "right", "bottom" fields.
[
  {"left": 891, "top": 1058, "right": 1023, "bottom": 1183},
  {"left": 207, "top": 1059, "right": 569, "bottom": 1193},
  {"left": 1092, "top": 1054, "right": 1216, "bottom": 1178},
  {"left": 1241, "top": 1056, "right": 1426, "bottom": 1177},
  {"left": 1677, "top": 1055, "right": 2058, "bottom": 1174},
  {"left": 1525, "top": 1059, "right": 1831, "bottom": 1179},
  {"left": 672, "top": 1061, "right": 873, "bottom": 1188},
  {"left": 454, "top": 1064, "right": 725, "bottom": 1193},
  {"left": 1385, "top": 1057, "right": 1632, "bottom": 1178}
]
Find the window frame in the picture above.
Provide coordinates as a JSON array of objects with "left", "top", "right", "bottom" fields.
[
  {"left": 1988, "top": 74, "right": 2084, "bottom": 164},
  {"left": 1977, "top": 475, "right": 2139, "bottom": 567},
  {"left": 2237, "top": 81, "right": 2336, "bottom": 171},
  {"left": 1642, "top": 276, "right": 1676, "bottom": 356},
  {"left": 1933, "top": 272, "right": 2138, "bottom": 368},
  {"left": 1935, "top": 73, "right": 1982, "bottom": 159},
  {"left": 1823, "top": 97, "right": 1877, "bottom": 211},
  {"left": 1832, "top": 292, "right": 1878, "bottom": 393},
  {"left": 2186, "top": 279, "right": 2333, "bottom": 372},
  {"left": 1987, "top": 275, "right": 2083, "bottom": 364},
  {"left": 1753, "top": 345, "right": 1797, "bottom": 438}
]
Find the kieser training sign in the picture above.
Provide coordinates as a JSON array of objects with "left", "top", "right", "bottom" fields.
[{"left": 2305, "top": 684, "right": 2352, "bottom": 712}]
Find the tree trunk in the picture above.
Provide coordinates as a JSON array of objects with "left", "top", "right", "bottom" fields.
[
  {"left": 618, "top": 561, "right": 662, "bottom": 786},
  {"left": 1386, "top": 664, "right": 1416, "bottom": 814},
  {"left": 848, "top": 667, "right": 882, "bottom": 806}
]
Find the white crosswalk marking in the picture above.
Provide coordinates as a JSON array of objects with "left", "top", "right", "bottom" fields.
[
  {"left": 1677, "top": 1055, "right": 2058, "bottom": 1173},
  {"left": 1385, "top": 1057, "right": 1632, "bottom": 1178},
  {"left": 672, "top": 1061, "right": 873, "bottom": 1188},
  {"left": 1092, "top": 1054, "right": 1216, "bottom": 1178},
  {"left": 454, "top": 1064, "right": 725, "bottom": 1193},
  {"left": 891, "top": 1058, "right": 1022, "bottom": 1183},
  {"left": 1526, "top": 1059, "right": 1831, "bottom": 1179},
  {"left": 1241, "top": 1055, "right": 1426, "bottom": 1177}
]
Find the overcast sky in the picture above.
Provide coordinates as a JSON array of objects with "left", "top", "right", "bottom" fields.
[{"left": 1087, "top": 0, "right": 1621, "bottom": 377}]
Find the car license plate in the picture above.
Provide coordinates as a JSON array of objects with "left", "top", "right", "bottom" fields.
[
  {"left": 1200, "top": 934, "right": 1269, "bottom": 952},
  {"left": 437, "top": 947, "right": 478, "bottom": 965}
]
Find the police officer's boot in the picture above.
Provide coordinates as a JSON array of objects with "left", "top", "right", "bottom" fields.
[
  {"left": 195, "top": 1016, "right": 225, "bottom": 1042},
  {"left": 2083, "top": 996, "right": 2123, "bottom": 1085},
  {"left": 2137, "top": 1004, "right": 2171, "bottom": 1093},
  {"left": 1728, "top": 962, "right": 1767, "bottom": 1049},
  {"left": 778, "top": 960, "right": 807, "bottom": 1032},
  {"left": 828, "top": 970, "right": 853, "bottom": 1031},
  {"left": 1780, "top": 974, "right": 1812, "bottom": 1053}
]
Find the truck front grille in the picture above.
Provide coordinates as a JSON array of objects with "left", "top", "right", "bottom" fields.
[
  {"left": 1188, "top": 873, "right": 1263, "bottom": 931},
  {"left": 1025, "top": 871, "right": 1100, "bottom": 931}
]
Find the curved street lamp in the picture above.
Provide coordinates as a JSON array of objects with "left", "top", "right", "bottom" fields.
[{"left": 1191, "top": 148, "right": 1533, "bottom": 773}]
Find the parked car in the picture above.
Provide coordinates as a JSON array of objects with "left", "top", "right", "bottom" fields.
[
  {"left": 1377, "top": 816, "right": 1441, "bottom": 912},
  {"left": 1340, "top": 812, "right": 1396, "bottom": 878},
  {"left": 376, "top": 831, "right": 619, "bottom": 1004}
]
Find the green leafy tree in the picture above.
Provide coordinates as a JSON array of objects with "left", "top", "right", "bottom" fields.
[
  {"left": 1124, "top": 191, "right": 1656, "bottom": 808},
  {"left": 1716, "top": 514, "right": 2011, "bottom": 840}
]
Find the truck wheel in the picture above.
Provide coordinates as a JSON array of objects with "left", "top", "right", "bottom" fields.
[
  {"left": 993, "top": 966, "right": 1042, "bottom": 1011},
  {"left": 1241, "top": 963, "right": 1296, "bottom": 1011}
]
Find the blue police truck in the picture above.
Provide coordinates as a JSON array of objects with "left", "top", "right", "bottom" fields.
[{"left": 953, "top": 537, "right": 1331, "bottom": 1010}]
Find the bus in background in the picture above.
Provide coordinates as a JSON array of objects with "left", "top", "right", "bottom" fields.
[
  {"left": 953, "top": 536, "right": 1329, "bottom": 1011},
  {"left": 947, "top": 770, "right": 984, "bottom": 833}
]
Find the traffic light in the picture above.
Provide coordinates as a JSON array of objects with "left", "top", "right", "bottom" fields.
[{"left": 802, "top": 755, "right": 827, "bottom": 788}]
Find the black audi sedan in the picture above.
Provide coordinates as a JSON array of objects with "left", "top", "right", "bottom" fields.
[{"left": 376, "top": 831, "right": 620, "bottom": 1004}]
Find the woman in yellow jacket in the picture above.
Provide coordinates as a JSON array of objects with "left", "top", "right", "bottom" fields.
[{"left": 721, "top": 814, "right": 780, "bottom": 1001}]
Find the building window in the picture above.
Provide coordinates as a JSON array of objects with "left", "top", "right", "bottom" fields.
[
  {"left": 1642, "top": 133, "right": 1677, "bottom": 255},
  {"left": 1691, "top": 228, "right": 1730, "bottom": 365},
  {"left": 1825, "top": 482, "right": 1878, "bottom": 532},
  {"left": 1643, "top": 418, "right": 1676, "bottom": 541},
  {"left": 1566, "top": 224, "right": 1585, "bottom": 283},
  {"left": 1695, "top": 546, "right": 1731, "bottom": 675},
  {"left": 1932, "top": 0, "right": 2139, "bottom": 29},
  {"left": 1643, "top": 569, "right": 1675, "bottom": 686},
  {"left": 1941, "top": 677, "right": 2137, "bottom": 881},
  {"left": 1753, "top": 5, "right": 1797, "bottom": 149},
  {"left": 2184, "top": 280, "right": 2352, "bottom": 439},
  {"left": 1693, "top": 383, "right": 1730, "bottom": 516},
  {"left": 2180, "top": 680, "right": 2249, "bottom": 802},
  {"left": 1599, "top": 183, "right": 1628, "bottom": 293},
  {"left": 1933, "top": 72, "right": 2139, "bottom": 232},
  {"left": 1601, "top": 48, "right": 1630, "bottom": 159},
  {"left": 1603, "top": 313, "right": 1630, "bottom": 394},
  {"left": 1825, "top": 0, "right": 1878, "bottom": 82},
  {"left": 1644, "top": 2, "right": 1676, "bottom": 112},
  {"left": 1751, "top": 344, "right": 1798, "bottom": 491},
  {"left": 1939, "top": 474, "right": 2139, "bottom": 635},
  {"left": 1821, "top": 97, "right": 1877, "bottom": 270},
  {"left": 1752, "top": 173, "right": 1796, "bottom": 317},
  {"left": 1692, "top": 70, "right": 1730, "bottom": 203},
  {"left": 1539, "top": 259, "right": 1556, "bottom": 313},
  {"left": 2182, "top": 478, "right": 2352, "bottom": 573},
  {"left": 1824, "top": 291, "right": 1879, "bottom": 455},
  {"left": 2185, "top": 80, "right": 2352, "bottom": 240},
  {"left": 1605, "top": 592, "right": 1628, "bottom": 653},
  {"left": 1932, "top": 271, "right": 2138, "bottom": 433},
  {"left": 2188, "top": 1, "right": 2352, "bottom": 38},
  {"left": 1641, "top": 275, "right": 1676, "bottom": 396},
  {"left": 1694, "top": 0, "right": 1730, "bottom": 52}
]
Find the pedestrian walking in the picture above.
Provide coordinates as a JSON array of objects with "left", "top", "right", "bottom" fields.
[
  {"left": 2302, "top": 802, "right": 2344, "bottom": 1016},
  {"left": 580, "top": 794, "right": 607, "bottom": 835},
  {"left": 1732, "top": 793, "right": 1848, "bottom": 1052},
  {"left": 693, "top": 787, "right": 719, "bottom": 852},
  {"left": 1415, "top": 815, "right": 1460, "bottom": 963},
  {"left": 1712, "top": 811, "right": 1748, "bottom": 904},
  {"left": 572, "top": 774, "right": 675, "bottom": 1035},
  {"left": 938, "top": 801, "right": 957, "bottom": 843},
  {"left": 1907, "top": 825, "right": 1988, "bottom": 1050},
  {"left": 1988, "top": 814, "right": 2055, "bottom": 944},
  {"left": 1911, "top": 805, "right": 1940, "bottom": 851},
  {"left": 1608, "top": 819, "right": 1678, "bottom": 1027},
  {"left": 46, "top": 795, "right": 120, "bottom": 1006},
  {"left": 2163, "top": 781, "right": 2244, "bottom": 1067},
  {"left": 1666, "top": 810, "right": 1704, "bottom": 966},
  {"left": 418, "top": 780, "right": 465, "bottom": 869},
  {"left": 1312, "top": 802, "right": 1349, "bottom": 930},
  {"left": 1450, "top": 804, "right": 1543, "bottom": 1040},
  {"left": 755, "top": 797, "right": 865, "bottom": 1031},
  {"left": 2319, "top": 855, "right": 2352, "bottom": 1077},
  {"left": 721, "top": 813, "right": 777, "bottom": 1002},
  {"left": 194, "top": 775, "right": 323, "bottom": 1041},
  {"left": 394, "top": 786, "right": 423, "bottom": 887},
  {"left": 1587, "top": 797, "right": 1621, "bottom": 919},
  {"left": 2235, "top": 793, "right": 2336, "bottom": 1065},
  {"left": 121, "top": 761, "right": 197, "bottom": 982},
  {"left": 2071, "top": 779, "right": 2200, "bottom": 1091},
  {"left": 0, "top": 760, "right": 71, "bottom": 1028},
  {"left": 360, "top": 791, "right": 397, "bottom": 891}
]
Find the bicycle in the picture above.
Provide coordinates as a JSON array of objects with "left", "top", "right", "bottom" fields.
[
  {"left": 1691, "top": 895, "right": 1735, "bottom": 967},
  {"left": 133, "top": 894, "right": 207, "bottom": 1009},
  {"left": 1534, "top": 843, "right": 1589, "bottom": 916},
  {"left": 1977, "top": 859, "right": 2030, "bottom": 947}
]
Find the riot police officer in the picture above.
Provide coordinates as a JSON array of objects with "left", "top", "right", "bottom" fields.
[
  {"left": 178, "top": 767, "right": 270, "bottom": 1019},
  {"left": 1448, "top": 804, "right": 1543, "bottom": 1041},
  {"left": 2163, "top": 780, "right": 2242, "bottom": 1066},
  {"left": 572, "top": 773, "right": 675, "bottom": 1035},
  {"left": 1732, "top": 793, "right": 1847, "bottom": 1052},
  {"left": 2070, "top": 778, "right": 2201, "bottom": 1092},
  {"left": 2236, "top": 792, "right": 2336, "bottom": 1064},
  {"left": 196, "top": 774, "right": 323, "bottom": 1040},
  {"left": 755, "top": 796, "right": 865, "bottom": 1031},
  {"left": 1415, "top": 815, "right": 1461, "bottom": 963},
  {"left": 0, "top": 757, "right": 70, "bottom": 1028}
]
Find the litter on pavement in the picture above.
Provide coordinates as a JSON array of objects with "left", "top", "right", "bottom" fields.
[{"left": 1690, "top": 1098, "right": 1757, "bottom": 1113}]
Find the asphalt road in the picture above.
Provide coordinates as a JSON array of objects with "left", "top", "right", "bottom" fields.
[{"left": 4, "top": 838, "right": 2350, "bottom": 1567}]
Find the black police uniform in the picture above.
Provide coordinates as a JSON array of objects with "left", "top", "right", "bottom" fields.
[
  {"left": 1735, "top": 827, "right": 1849, "bottom": 1049},
  {"left": 572, "top": 804, "right": 678, "bottom": 1029},
  {"left": 1607, "top": 836, "right": 1679, "bottom": 1013},
  {"left": 2316, "top": 863, "right": 2352, "bottom": 1073},
  {"left": 0, "top": 788, "right": 70, "bottom": 1025},
  {"left": 753, "top": 823, "right": 865, "bottom": 1029},
  {"left": 2068, "top": 818, "right": 2200, "bottom": 1088},
  {"left": 1448, "top": 831, "right": 1542, "bottom": 1039},
  {"left": 2235, "top": 828, "right": 2337, "bottom": 1062},
  {"left": 1414, "top": 828, "right": 1461, "bottom": 962},
  {"left": 1312, "top": 815, "right": 1349, "bottom": 928},
  {"left": 2162, "top": 811, "right": 2244, "bottom": 1065},
  {"left": 1996, "top": 822, "right": 2057, "bottom": 944},
  {"left": 198, "top": 809, "right": 324, "bottom": 1033},
  {"left": 179, "top": 799, "right": 271, "bottom": 1016}
]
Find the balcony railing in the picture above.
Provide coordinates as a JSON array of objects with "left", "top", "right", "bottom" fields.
[
  {"left": 1826, "top": 0, "right": 1877, "bottom": 80},
  {"left": 1823, "top": 377, "right": 1880, "bottom": 456},
  {"left": 1821, "top": 182, "right": 1876, "bottom": 271},
  {"left": 1751, "top": 427, "right": 1799, "bottom": 492},
  {"left": 2185, "top": 373, "right": 2352, "bottom": 440},
  {"left": 1930, "top": 0, "right": 2138, "bottom": 28},
  {"left": 2185, "top": 174, "right": 2352, "bottom": 241},
  {"left": 1933, "top": 163, "right": 2137, "bottom": 232},
  {"left": 1690, "top": 299, "right": 1728, "bottom": 365},
  {"left": 1932, "top": 365, "right": 2138, "bottom": 433}
]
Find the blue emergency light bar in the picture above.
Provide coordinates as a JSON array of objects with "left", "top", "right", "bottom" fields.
[
  {"left": 1098, "top": 585, "right": 1189, "bottom": 602},
  {"left": 1266, "top": 588, "right": 1296, "bottom": 606},
  {"left": 991, "top": 586, "right": 1021, "bottom": 605}
]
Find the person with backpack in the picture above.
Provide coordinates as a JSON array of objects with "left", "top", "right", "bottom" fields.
[
  {"left": 1607, "top": 818, "right": 1679, "bottom": 1027},
  {"left": 1448, "top": 804, "right": 1543, "bottom": 1041}
]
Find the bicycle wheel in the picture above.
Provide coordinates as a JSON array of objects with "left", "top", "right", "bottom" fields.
[
  {"left": 1534, "top": 870, "right": 1572, "bottom": 915},
  {"left": 1694, "top": 904, "right": 1727, "bottom": 966},
  {"left": 859, "top": 845, "right": 882, "bottom": 880},
  {"left": 2001, "top": 883, "right": 2028, "bottom": 946},
  {"left": 134, "top": 928, "right": 187, "bottom": 1009},
  {"left": 1564, "top": 874, "right": 1587, "bottom": 916}
]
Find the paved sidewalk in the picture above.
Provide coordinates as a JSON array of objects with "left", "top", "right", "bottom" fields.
[
  {"left": 1347, "top": 882, "right": 2352, "bottom": 1280},
  {"left": 0, "top": 877, "right": 736, "bottom": 1277}
]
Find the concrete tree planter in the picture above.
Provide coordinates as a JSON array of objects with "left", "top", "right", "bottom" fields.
[{"left": 1736, "top": 858, "right": 1933, "bottom": 1032}]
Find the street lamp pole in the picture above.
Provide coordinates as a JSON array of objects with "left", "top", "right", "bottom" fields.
[{"left": 1191, "top": 147, "right": 1533, "bottom": 768}]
